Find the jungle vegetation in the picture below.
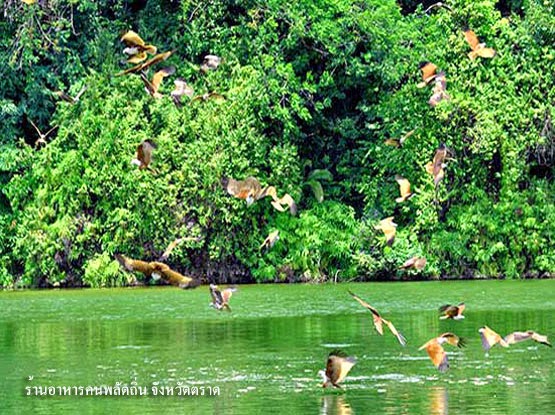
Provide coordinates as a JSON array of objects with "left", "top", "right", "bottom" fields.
[{"left": 0, "top": 0, "right": 553, "bottom": 287}]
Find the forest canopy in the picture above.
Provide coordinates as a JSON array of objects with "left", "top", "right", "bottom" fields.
[{"left": 0, "top": 0, "right": 553, "bottom": 288}]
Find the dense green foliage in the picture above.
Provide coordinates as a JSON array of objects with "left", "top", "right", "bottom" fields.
[{"left": 0, "top": 0, "right": 553, "bottom": 287}]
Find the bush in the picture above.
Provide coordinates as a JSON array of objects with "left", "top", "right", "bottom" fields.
[
  {"left": 83, "top": 252, "right": 128, "bottom": 288},
  {"left": 0, "top": 0, "right": 553, "bottom": 286},
  {"left": 252, "top": 201, "right": 360, "bottom": 282}
]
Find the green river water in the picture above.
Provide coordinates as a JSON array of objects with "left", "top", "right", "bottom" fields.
[{"left": 0, "top": 280, "right": 553, "bottom": 414}]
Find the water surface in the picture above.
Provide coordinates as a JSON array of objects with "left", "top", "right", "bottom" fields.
[{"left": 0, "top": 280, "right": 553, "bottom": 414}]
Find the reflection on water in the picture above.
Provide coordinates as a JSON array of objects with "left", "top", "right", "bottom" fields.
[
  {"left": 321, "top": 394, "right": 353, "bottom": 415},
  {"left": 0, "top": 280, "right": 553, "bottom": 414},
  {"left": 429, "top": 386, "right": 448, "bottom": 415}
]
